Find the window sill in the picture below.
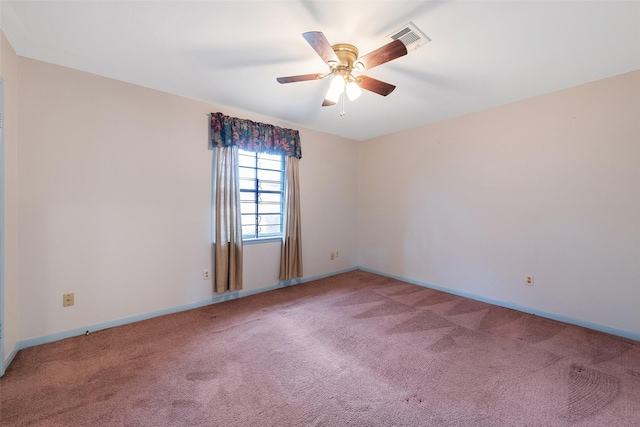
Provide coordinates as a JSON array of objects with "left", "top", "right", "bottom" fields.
[{"left": 243, "top": 237, "right": 282, "bottom": 245}]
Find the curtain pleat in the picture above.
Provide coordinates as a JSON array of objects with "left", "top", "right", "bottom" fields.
[
  {"left": 280, "top": 156, "right": 303, "bottom": 280},
  {"left": 214, "top": 146, "right": 243, "bottom": 293}
]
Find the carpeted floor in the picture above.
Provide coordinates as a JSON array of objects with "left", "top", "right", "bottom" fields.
[{"left": 1, "top": 270, "right": 639, "bottom": 426}]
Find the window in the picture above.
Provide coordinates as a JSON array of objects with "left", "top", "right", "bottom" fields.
[{"left": 238, "top": 149, "right": 284, "bottom": 240}]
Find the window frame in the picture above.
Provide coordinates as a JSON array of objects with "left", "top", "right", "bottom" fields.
[{"left": 237, "top": 148, "right": 285, "bottom": 243}]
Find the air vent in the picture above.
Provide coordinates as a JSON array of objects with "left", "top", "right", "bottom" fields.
[{"left": 387, "top": 21, "right": 431, "bottom": 52}]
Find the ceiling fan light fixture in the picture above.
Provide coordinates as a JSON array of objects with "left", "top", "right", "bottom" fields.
[
  {"left": 346, "top": 81, "right": 362, "bottom": 101},
  {"left": 277, "top": 31, "right": 408, "bottom": 112},
  {"left": 329, "top": 74, "right": 345, "bottom": 93},
  {"left": 326, "top": 75, "right": 345, "bottom": 103}
]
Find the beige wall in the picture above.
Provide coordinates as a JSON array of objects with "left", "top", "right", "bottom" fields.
[
  {"left": 359, "top": 70, "right": 640, "bottom": 336},
  {"left": 1, "top": 30, "right": 19, "bottom": 367},
  {"left": 17, "top": 57, "right": 358, "bottom": 341},
  {"left": 5, "top": 35, "right": 640, "bottom": 350}
]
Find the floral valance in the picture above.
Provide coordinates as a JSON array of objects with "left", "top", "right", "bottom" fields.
[{"left": 210, "top": 112, "right": 302, "bottom": 159}]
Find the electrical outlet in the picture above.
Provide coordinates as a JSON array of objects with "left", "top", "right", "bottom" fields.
[
  {"left": 525, "top": 275, "right": 534, "bottom": 286},
  {"left": 203, "top": 269, "right": 210, "bottom": 280},
  {"left": 330, "top": 252, "right": 335, "bottom": 260},
  {"left": 63, "top": 293, "right": 75, "bottom": 307}
]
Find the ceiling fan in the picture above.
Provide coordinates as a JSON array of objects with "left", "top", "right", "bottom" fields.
[{"left": 276, "top": 31, "right": 408, "bottom": 111}]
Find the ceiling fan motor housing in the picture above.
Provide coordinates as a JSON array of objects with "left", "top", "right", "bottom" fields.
[{"left": 331, "top": 44, "right": 360, "bottom": 70}]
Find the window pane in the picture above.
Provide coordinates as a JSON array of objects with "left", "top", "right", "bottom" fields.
[
  {"left": 259, "top": 181, "right": 281, "bottom": 192},
  {"left": 237, "top": 149, "right": 284, "bottom": 240},
  {"left": 257, "top": 152, "right": 281, "bottom": 161},
  {"left": 260, "top": 224, "right": 281, "bottom": 235},
  {"left": 240, "top": 202, "right": 256, "bottom": 214},
  {"left": 238, "top": 154, "right": 256, "bottom": 168},
  {"left": 260, "top": 192, "right": 281, "bottom": 204},
  {"left": 257, "top": 158, "right": 282, "bottom": 171},
  {"left": 238, "top": 167, "right": 256, "bottom": 179},
  {"left": 240, "top": 191, "right": 256, "bottom": 202},
  {"left": 242, "top": 225, "right": 257, "bottom": 238},
  {"left": 260, "top": 202, "right": 281, "bottom": 214},
  {"left": 239, "top": 178, "right": 256, "bottom": 191},
  {"left": 258, "top": 169, "right": 282, "bottom": 182},
  {"left": 259, "top": 214, "right": 281, "bottom": 226},
  {"left": 241, "top": 213, "right": 257, "bottom": 226}
]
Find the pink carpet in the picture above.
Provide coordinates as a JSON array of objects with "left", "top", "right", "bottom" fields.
[{"left": 1, "top": 270, "right": 639, "bottom": 426}]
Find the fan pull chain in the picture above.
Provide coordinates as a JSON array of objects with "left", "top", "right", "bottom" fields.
[{"left": 340, "top": 92, "right": 346, "bottom": 116}]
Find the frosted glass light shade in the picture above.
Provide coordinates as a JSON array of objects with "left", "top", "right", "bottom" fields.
[
  {"left": 346, "top": 81, "right": 362, "bottom": 101},
  {"left": 326, "top": 75, "right": 345, "bottom": 103}
]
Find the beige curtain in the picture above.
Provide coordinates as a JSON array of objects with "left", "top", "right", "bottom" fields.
[
  {"left": 280, "top": 156, "right": 303, "bottom": 280},
  {"left": 213, "top": 146, "right": 243, "bottom": 293}
]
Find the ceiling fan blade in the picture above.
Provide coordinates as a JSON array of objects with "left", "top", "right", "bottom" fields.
[
  {"left": 356, "top": 39, "right": 407, "bottom": 70},
  {"left": 277, "top": 73, "right": 324, "bottom": 84},
  {"left": 302, "top": 31, "right": 339, "bottom": 65},
  {"left": 322, "top": 99, "right": 336, "bottom": 107},
  {"left": 358, "top": 76, "right": 397, "bottom": 96}
]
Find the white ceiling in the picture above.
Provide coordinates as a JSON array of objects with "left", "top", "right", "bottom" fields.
[{"left": 2, "top": 1, "right": 639, "bottom": 141}]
